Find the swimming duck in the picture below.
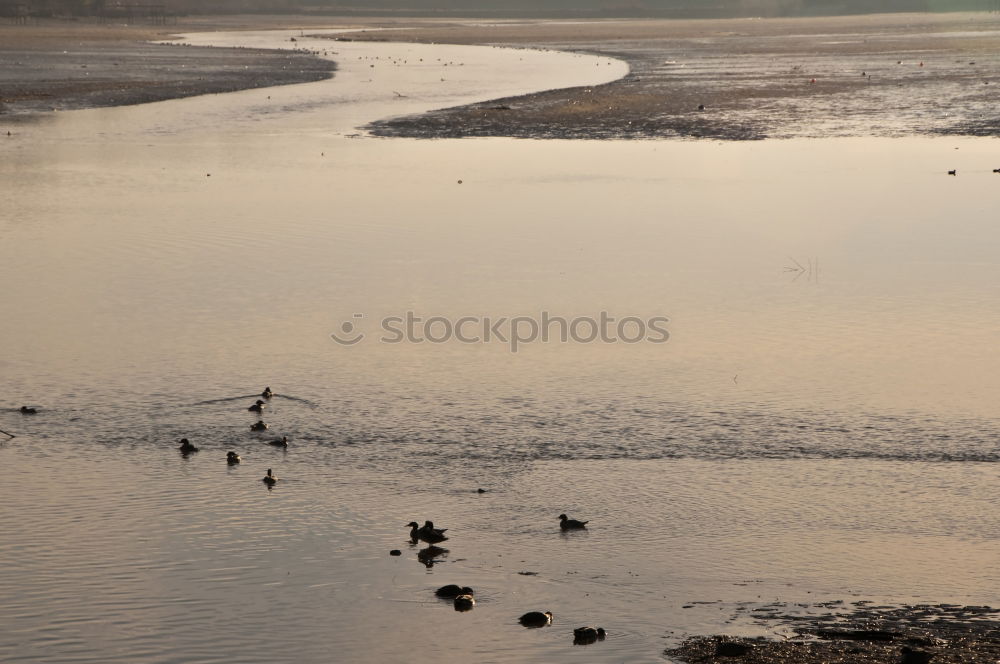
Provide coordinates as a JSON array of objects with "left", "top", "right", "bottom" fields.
[
  {"left": 407, "top": 521, "right": 448, "bottom": 544},
  {"left": 947, "top": 169, "right": 956, "bottom": 176},
  {"left": 19, "top": 406, "right": 37, "bottom": 414},
  {"left": 573, "top": 626, "right": 606, "bottom": 644},
  {"left": 421, "top": 520, "right": 448, "bottom": 537},
  {"left": 407, "top": 521, "right": 422, "bottom": 540},
  {"left": 262, "top": 468, "right": 277, "bottom": 485},
  {"left": 268, "top": 436, "right": 288, "bottom": 448},
  {"left": 435, "top": 585, "right": 473, "bottom": 599},
  {"left": 519, "top": 611, "right": 553, "bottom": 627},
  {"left": 248, "top": 400, "right": 265, "bottom": 413},
  {"left": 178, "top": 438, "right": 199, "bottom": 453},
  {"left": 559, "top": 514, "right": 588, "bottom": 530},
  {"left": 261, "top": 386, "right": 273, "bottom": 399},
  {"left": 226, "top": 451, "right": 241, "bottom": 464},
  {"left": 453, "top": 593, "right": 475, "bottom": 611},
  {"left": 420, "top": 521, "right": 449, "bottom": 543},
  {"left": 250, "top": 421, "right": 268, "bottom": 432}
]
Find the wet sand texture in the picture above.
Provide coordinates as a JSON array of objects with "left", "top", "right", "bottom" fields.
[
  {"left": 354, "top": 13, "right": 1000, "bottom": 139},
  {"left": 0, "top": 19, "right": 337, "bottom": 116}
]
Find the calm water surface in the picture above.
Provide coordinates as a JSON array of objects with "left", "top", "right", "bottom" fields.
[{"left": 1, "top": 28, "right": 999, "bottom": 664}]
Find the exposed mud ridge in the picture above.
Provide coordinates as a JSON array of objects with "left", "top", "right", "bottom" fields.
[
  {"left": 361, "top": 14, "right": 1000, "bottom": 141},
  {"left": 666, "top": 602, "right": 1000, "bottom": 663},
  {"left": 369, "top": 69, "right": 768, "bottom": 140},
  {"left": 0, "top": 42, "right": 335, "bottom": 117}
]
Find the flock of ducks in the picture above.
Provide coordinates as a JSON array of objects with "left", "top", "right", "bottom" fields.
[
  {"left": 23, "top": 387, "right": 605, "bottom": 645},
  {"left": 176, "top": 386, "right": 286, "bottom": 485},
  {"left": 408, "top": 514, "right": 606, "bottom": 645}
]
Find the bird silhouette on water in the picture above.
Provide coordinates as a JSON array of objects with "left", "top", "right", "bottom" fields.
[
  {"left": 407, "top": 521, "right": 448, "bottom": 544},
  {"left": 435, "top": 585, "right": 473, "bottom": 599},
  {"left": 573, "top": 626, "right": 606, "bottom": 644},
  {"left": 453, "top": 593, "right": 475, "bottom": 611},
  {"left": 559, "top": 514, "right": 588, "bottom": 530},
  {"left": 519, "top": 611, "right": 553, "bottom": 627}
]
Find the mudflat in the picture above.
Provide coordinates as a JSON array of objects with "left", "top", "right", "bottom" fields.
[
  {"left": 349, "top": 12, "right": 1000, "bottom": 139},
  {"left": 0, "top": 16, "right": 343, "bottom": 116}
]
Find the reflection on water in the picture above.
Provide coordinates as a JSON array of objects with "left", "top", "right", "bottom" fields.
[{"left": 1, "top": 27, "right": 999, "bottom": 664}]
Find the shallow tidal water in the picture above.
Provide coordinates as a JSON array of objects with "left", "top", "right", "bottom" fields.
[{"left": 1, "top": 28, "right": 999, "bottom": 664}]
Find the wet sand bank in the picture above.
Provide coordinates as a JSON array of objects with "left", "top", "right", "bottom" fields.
[
  {"left": 0, "top": 17, "right": 341, "bottom": 116},
  {"left": 350, "top": 13, "right": 1000, "bottom": 140}
]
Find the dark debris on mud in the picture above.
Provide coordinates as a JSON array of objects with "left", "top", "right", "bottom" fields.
[{"left": 666, "top": 603, "right": 1000, "bottom": 664}]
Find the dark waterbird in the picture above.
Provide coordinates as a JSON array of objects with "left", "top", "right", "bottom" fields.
[
  {"left": 421, "top": 520, "right": 447, "bottom": 537},
  {"left": 178, "top": 438, "right": 199, "bottom": 453},
  {"left": 248, "top": 400, "right": 265, "bottom": 413},
  {"left": 262, "top": 468, "right": 277, "bottom": 485},
  {"left": 519, "top": 611, "right": 553, "bottom": 627},
  {"left": 435, "top": 585, "right": 473, "bottom": 599},
  {"left": 250, "top": 421, "right": 268, "bottom": 432},
  {"left": 226, "top": 451, "right": 241, "bottom": 464},
  {"left": 268, "top": 436, "right": 288, "bottom": 448},
  {"left": 573, "top": 626, "right": 606, "bottom": 644},
  {"left": 407, "top": 521, "right": 448, "bottom": 543},
  {"left": 453, "top": 593, "right": 475, "bottom": 611},
  {"left": 559, "top": 514, "right": 588, "bottom": 530},
  {"left": 19, "top": 406, "right": 37, "bottom": 414},
  {"left": 261, "top": 386, "right": 273, "bottom": 399}
]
